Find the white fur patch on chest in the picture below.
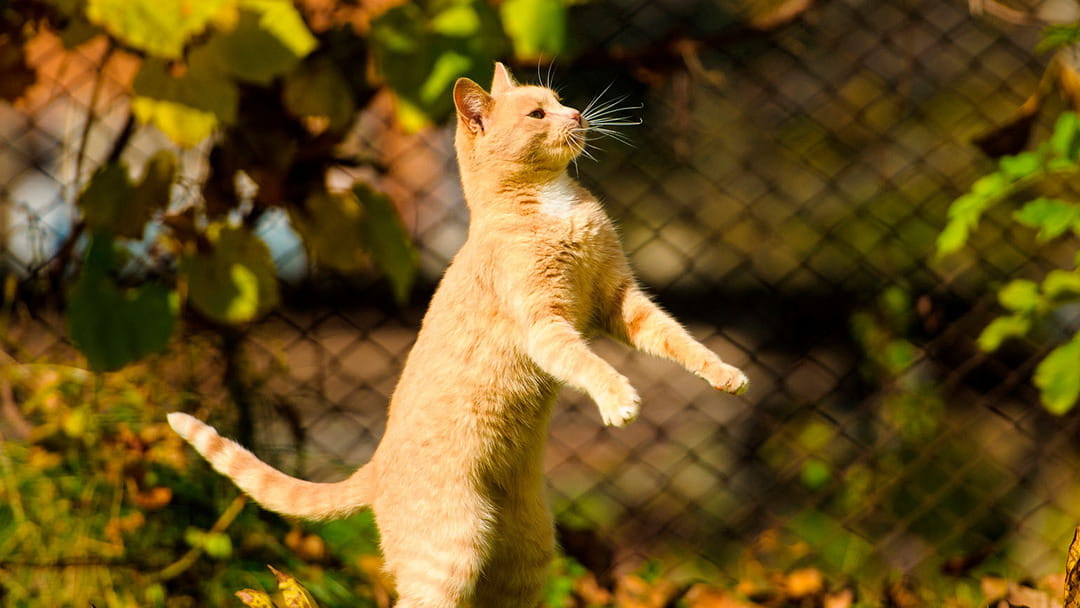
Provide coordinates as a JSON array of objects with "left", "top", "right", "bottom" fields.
[{"left": 538, "top": 176, "right": 578, "bottom": 218}]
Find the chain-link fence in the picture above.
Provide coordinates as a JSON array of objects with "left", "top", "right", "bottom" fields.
[{"left": 5, "top": 0, "right": 1080, "bottom": 587}]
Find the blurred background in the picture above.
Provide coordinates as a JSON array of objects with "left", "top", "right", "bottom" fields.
[{"left": 4, "top": 0, "right": 1080, "bottom": 605}]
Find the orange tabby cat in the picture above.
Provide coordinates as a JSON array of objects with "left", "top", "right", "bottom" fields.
[{"left": 168, "top": 62, "right": 748, "bottom": 607}]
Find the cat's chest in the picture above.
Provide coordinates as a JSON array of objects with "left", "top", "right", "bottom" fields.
[{"left": 536, "top": 176, "right": 579, "bottom": 219}]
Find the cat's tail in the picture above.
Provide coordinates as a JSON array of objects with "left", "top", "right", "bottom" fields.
[{"left": 167, "top": 412, "right": 373, "bottom": 521}]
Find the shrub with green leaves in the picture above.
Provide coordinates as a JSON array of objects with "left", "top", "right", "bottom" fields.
[
  {"left": 3, "top": 0, "right": 575, "bottom": 374},
  {"left": 939, "top": 112, "right": 1080, "bottom": 414}
]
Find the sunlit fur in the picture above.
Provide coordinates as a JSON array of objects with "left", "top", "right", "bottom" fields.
[{"left": 169, "top": 62, "right": 748, "bottom": 608}]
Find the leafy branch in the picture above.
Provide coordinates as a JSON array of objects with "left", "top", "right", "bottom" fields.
[
  {"left": 939, "top": 112, "right": 1080, "bottom": 414},
  {"left": 4, "top": 0, "right": 573, "bottom": 372}
]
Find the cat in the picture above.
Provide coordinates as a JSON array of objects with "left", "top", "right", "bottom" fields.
[{"left": 168, "top": 62, "right": 748, "bottom": 608}]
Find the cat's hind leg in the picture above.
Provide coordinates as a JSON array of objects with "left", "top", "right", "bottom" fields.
[
  {"left": 472, "top": 482, "right": 555, "bottom": 608},
  {"left": 376, "top": 491, "right": 496, "bottom": 608}
]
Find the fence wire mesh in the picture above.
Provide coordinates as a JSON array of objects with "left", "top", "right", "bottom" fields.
[{"left": 4, "top": 0, "right": 1080, "bottom": 586}]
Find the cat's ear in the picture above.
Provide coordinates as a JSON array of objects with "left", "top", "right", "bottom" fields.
[
  {"left": 453, "top": 77, "right": 493, "bottom": 135},
  {"left": 491, "top": 62, "right": 516, "bottom": 96}
]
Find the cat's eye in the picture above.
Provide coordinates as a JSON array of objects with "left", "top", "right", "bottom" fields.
[{"left": 528, "top": 109, "right": 545, "bottom": 119}]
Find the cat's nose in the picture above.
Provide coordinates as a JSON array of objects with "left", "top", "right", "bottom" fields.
[{"left": 568, "top": 110, "right": 582, "bottom": 126}]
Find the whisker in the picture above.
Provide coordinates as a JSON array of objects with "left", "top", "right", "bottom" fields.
[
  {"left": 569, "top": 83, "right": 644, "bottom": 160},
  {"left": 586, "top": 125, "right": 635, "bottom": 138},
  {"left": 585, "top": 119, "right": 643, "bottom": 128},
  {"left": 582, "top": 96, "right": 631, "bottom": 121},
  {"left": 582, "top": 81, "right": 616, "bottom": 116},
  {"left": 586, "top": 129, "right": 635, "bottom": 147},
  {"left": 583, "top": 103, "right": 644, "bottom": 122}
]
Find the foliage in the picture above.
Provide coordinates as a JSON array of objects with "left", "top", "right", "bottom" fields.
[
  {"left": 938, "top": 111, "right": 1080, "bottom": 414},
  {"left": 237, "top": 566, "right": 320, "bottom": 608},
  {"left": 1037, "top": 23, "right": 1080, "bottom": 54},
  {"left": 3, "top": 0, "right": 578, "bottom": 373},
  {"left": 235, "top": 542, "right": 1080, "bottom": 608},
  {"left": 0, "top": 352, "right": 386, "bottom": 606}
]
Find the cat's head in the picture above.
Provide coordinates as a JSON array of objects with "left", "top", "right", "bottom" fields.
[{"left": 452, "top": 63, "right": 584, "bottom": 173}]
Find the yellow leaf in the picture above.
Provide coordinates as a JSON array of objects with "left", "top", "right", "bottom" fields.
[
  {"left": 86, "top": 0, "right": 231, "bottom": 58},
  {"left": 235, "top": 589, "right": 276, "bottom": 608},
  {"left": 132, "top": 48, "right": 238, "bottom": 147},
  {"left": 270, "top": 566, "right": 320, "bottom": 608}
]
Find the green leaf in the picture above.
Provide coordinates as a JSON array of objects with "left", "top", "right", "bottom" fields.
[
  {"left": 289, "top": 190, "right": 368, "bottom": 272},
  {"left": 1014, "top": 197, "right": 1079, "bottom": 242},
  {"left": 1043, "top": 269, "right": 1080, "bottom": 301},
  {"left": 800, "top": 458, "right": 831, "bottom": 490},
  {"left": 977, "top": 315, "right": 1031, "bottom": 352},
  {"left": 79, "top": 152, "right": 176, "bottom": 238},
  {"left": 998, "top": 279, "right": 1041, "bottom": 313},
  {"left": 431, "top": 4, "right": 482, "bottom": 37},
  {"left": 997, "top": 150, "right": 1043, "bottom": 181},
  {"left": 239, "top": 0, "right": 317, "bottom": 58},
  {"left": 500, "top": 0, "right": 567, "bottom": 60},
  {"left": 183, "top": 224, "right": 279, "bottom": 324},
  {"left": 883, "top": 339, "right": 917, "bottom": 374},
  {"left": 355, "top": 183, "right": 418, "bottom": 303},
  {"left": 204, "top": 6, "right": 315, "bottom": 85},
  {"left": 132, "top": 48, "right": 238, "bottom": 147},
  {"left": 1051, "top": 112, "right": 1080, "bottom": 162},
  {"left": 938, "top": 191, "right": 996, "bottom": 256},
  {"left": 370, "top": 0, "right": 506, "bottom": 130},
  {"left": 68, "top": 234, "right": 178, "bottom": 371},
  {"left": 77, "top": 163, "right": 135, "bottom": 235},
  {"left": 970, "top": 172, "right": 1009, "bottom": 198},
  {"left": 419, "top": 50, "right": 472, "bottom": 106},
  {"left": 935, "top": 217, "right": 969, "bottom": 257},
  {"left": 1037, "top": 23, "right": 1080, "bottom": 53},
  {"left": 1034, "top": 335, "right": 1080, "bottom": 415},
  {"left": 203, "top": 531, "right": 233, "bottom": 559},
  {"left": 282, "top": 58, "right": 356, "bottom": 131},
  {"left": 86, "top": 0, "right": 231, "bottom": 58}
]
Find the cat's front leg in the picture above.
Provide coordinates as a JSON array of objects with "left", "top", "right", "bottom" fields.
[
  {"left": 609, "top": 284, "right": 749, "bottom": 395},
  {"left": 525, "top": 317, "right": 641, "bottom": 426}
]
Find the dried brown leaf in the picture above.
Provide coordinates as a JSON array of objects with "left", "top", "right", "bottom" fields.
[
  {"left": 883, "top": 578, "right": 921, "bottom": 608},
  {"left": 1005, "top": 583, "right": 1060, "bottom": 608},
  {"left": 1065, "top": 526, "right": 1080, "bottom": 608},
  {"left": 615, "top": 574, "right": 678, "bottom": 608},
  {"left": 573, "top": 571, "right": 613, "bottom": 606},
  {"left": 981, "top": 575, "right": 1010, "bottom": 602},
  {"left": 825, "top": 588, "right": 854, "bottom": 608},
  {"left": 784, "top": 568, "right": 824, "bottom": 599},
  {"left": 285, "top": 529, "right": 327, "bottom": 562},
  {"left": 744, "top": 0, "right": 816, "bottom": 30},
  {"left": 131, "top": 486, "right": 173, "bottom": 510},
  {"left": 1058, "top": 54, "right": 1080, "bottom": 115},
  {"left": 683, "top": 584, "right": 754, "bottom": 608},
  {"left": 357, "top": 555, "right": 394, "bottom": 608}
]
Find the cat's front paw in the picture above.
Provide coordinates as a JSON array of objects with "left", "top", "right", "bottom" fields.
[
  {"left": 595, "top": 377, "right": 641, "bottom": 427},
  {"left": 701, "top": 361, "right": 749, "bottom": 395}
]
